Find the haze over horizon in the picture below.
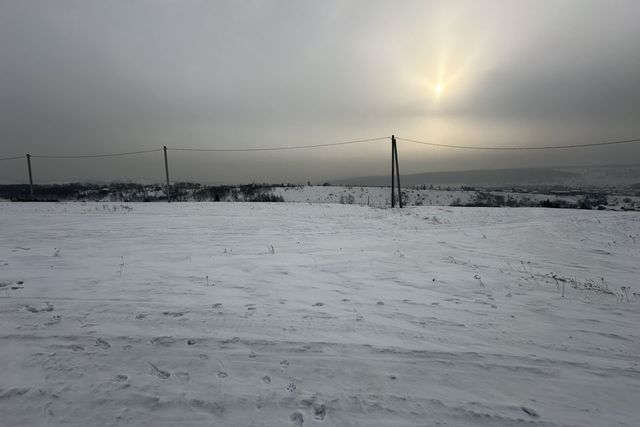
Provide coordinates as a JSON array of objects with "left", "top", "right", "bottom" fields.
[{"left": 1, "top": 0, "right": 640, "bottom": 184}]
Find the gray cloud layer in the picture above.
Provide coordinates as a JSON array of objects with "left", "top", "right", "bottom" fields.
[{"left": 1, "top": 0, "right": 639, "bottom": 183}]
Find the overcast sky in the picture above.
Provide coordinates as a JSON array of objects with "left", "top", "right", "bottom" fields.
[{"left": 1, "top": 0, "right": 639, "bottom": 184}]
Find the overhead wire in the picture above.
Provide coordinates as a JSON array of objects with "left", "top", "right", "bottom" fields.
[
  {"left": 396, "top": 136, "right": 640, "bottom": 151},
  {"left": 2, "top": 135, "right": 639, "bottom": 160},
  {"left": 30, "top": 148, "right": 163, "bottom": 159},
  {"left": 2, "top": 138, "right": 389, "bottom": 160},
  {"left": 167, "top": 137, "right": 390, "bottom": 152},
  {"left": 0, "top": 155, "right": 24, "bottom": 161}
]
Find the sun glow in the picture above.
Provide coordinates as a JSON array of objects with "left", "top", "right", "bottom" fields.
[{"left": 435, "top": 83, "right": 444, "bottom": 94}]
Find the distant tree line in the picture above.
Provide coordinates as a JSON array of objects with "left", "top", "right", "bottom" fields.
[
  {"left": 453, "top": 191, "right": 610, "bottom": 210},
  {"left": 0, "top": 182, "right": 285, "bottom": 203}
]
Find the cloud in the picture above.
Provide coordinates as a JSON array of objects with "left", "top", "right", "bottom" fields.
[{"left": 1, "top": 1, "right": 639, "bottom": 183}]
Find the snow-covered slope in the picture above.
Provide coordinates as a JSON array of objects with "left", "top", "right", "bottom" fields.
[
  {"left": 0, "top": 202, "right": 638, "bottom": 426},
  {"left": 274, "top": 186, "right": 476, "bottom": 208},
  {"left": 274, "top": 185, "right": 640, "bottom": 210},
  {"left": 333, "top": 165, "right": 640, "bottom": 190}
]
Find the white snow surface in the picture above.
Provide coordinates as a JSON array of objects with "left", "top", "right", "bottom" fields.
[{"left": 0, "top": 202, "right": 639, "bottom": 426}]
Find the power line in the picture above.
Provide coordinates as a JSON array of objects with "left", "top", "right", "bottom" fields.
[
  {"left": 0, "top": 155, "right": 24, "bottom": 161},
  {"left": 3, "top": 135, "right": 639, "bottom": 160},
  {"left": 168, "top": 137, "right": 389, "bottom": 152},
  {"left": 31, "top": 148, "right": 163, "bottom": 159},
  {"left": 397, "top": 136, "right": 640, "bottom": 150}
]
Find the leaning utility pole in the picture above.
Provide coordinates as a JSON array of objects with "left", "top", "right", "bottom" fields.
[
  {"left": 391, "top": 136, "right": 396, "bottom": 207},
  {"left": 26, "top": 154, "right": 34, "bottom": 200},
  {"left": 394, "top": 136, "right": 402, "bottom": 208},
  {"left": 163, "top": 146, "right": 171, "bottom": 203},
  {"left": 390, "top": 135, "right": 402, "bottom": 208}
]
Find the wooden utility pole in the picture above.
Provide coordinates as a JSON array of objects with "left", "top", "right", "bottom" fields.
[
  {"left": 390, "top": 135, "right": 402, "bottom": 208},
  {"left": 163, "top": 146, "right": 171, "bottom": 203},
  {"left": 394, "top": 136, "right": 402, "bottom": 208},
  {"left": 26, "top": 154, "right": 34, "bottom": 200},
  {"left": 391, "top": 135, "right": 395, "bottom": 207}
]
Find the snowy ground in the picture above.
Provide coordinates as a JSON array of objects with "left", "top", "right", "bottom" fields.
[
  {"left": 273, "top": 185, "right": 640, "bottom": 210},
  {"left": 0, "top": 202, "right": 639, "bottom": 426},
  {"left": 274, "top": 186, "right": 475, "bottom": 208}
]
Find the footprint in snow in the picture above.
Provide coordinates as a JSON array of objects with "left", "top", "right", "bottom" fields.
[
  {"left": 95, "top": 338, "right": 111, "bottom": 349},
  {"left": 149, "top": 363, "right": 170, "bottom": 379},
  {"left": 150, "top": 336, "right": 177, "bottom": 346},
  {"left": 312, "top": 302, "right": 324, "bottom": 307},
  {"left": 1, "top": 280, "right": 23, "bottom": 288},
  {"left": 289, "top": 412, "right": 304, "bottom": 426},
  {"left": 45, "top": 315, "right": 61, "bottom": 325},
  {"left": 262, "top": 375, "right": 271, "bottom": 384},
  {"left": 217, "top": 371, "right": 228, "bottom": 378},
  {"left": 26, "top": 302, "right": 54, "bottom": 313},
  {"left": 113, "top": 374, "right": 128, "bottom": 382},
  {"left": 162, "top": 311, "right": 184, "bottom": 317},
  {"left": 376, "top": 301, "right": 384, "bottom": 306},
  {"left": 313, "top": 403, "right": 327, "bottom": 421},
  {"left": 280, "top": 359, "right": 290, "bottom": 368}
]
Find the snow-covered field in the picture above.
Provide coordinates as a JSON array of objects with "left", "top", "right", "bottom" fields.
[
  {"left": 273, "top": 185, "right": 640, "bottom": 210},
  {"left": 1, "top": 202, "right": 639, "bottom": 426},
  {"left": 274, "top": 186, "right": 475, "bottom": 208}
]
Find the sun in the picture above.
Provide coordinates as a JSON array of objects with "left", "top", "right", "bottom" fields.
[{"left": 435, "top": 83, "right": 444, "bottom": 95}]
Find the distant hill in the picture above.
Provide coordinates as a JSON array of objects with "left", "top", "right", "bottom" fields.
[{"left": 333, "top": 165, "right": 640, "bottom": 189}]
